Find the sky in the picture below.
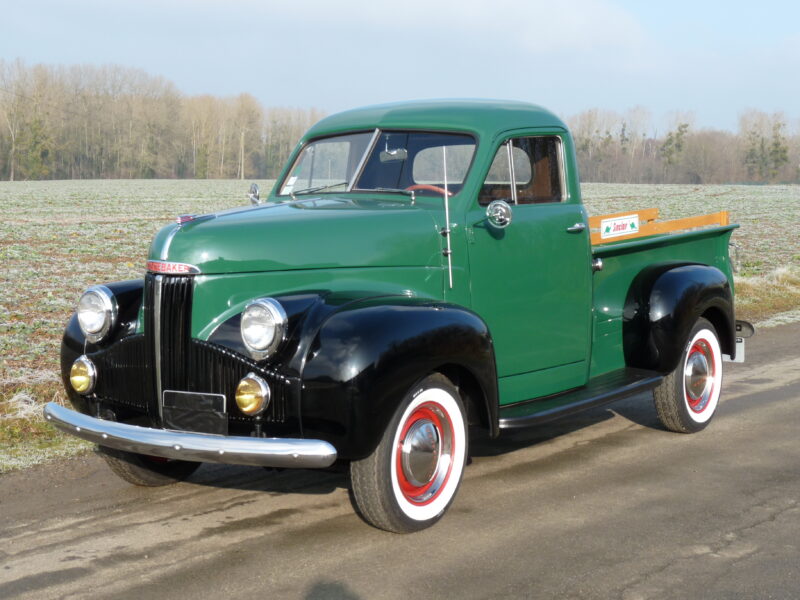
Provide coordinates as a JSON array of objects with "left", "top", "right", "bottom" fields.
[{"left": 3, "top": 0, "right": 799, "bottom": 132}]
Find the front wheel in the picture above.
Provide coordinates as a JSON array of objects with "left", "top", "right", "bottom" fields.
[
  {"left": 97, "top": 446, "right": 201, "bottom": 486},
  {"left": 653, "top": 317, "right": 723, "bottom": 433},
  {"left": 350, "top": 373, "right": 468, "bottom": 533}
]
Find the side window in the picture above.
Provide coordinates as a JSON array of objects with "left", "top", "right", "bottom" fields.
[{"left": 478, "top": 136, "right": 563, "bottom": 205}]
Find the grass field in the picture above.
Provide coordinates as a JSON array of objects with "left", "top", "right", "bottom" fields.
[{"left": 1, "top": 180, "right": 798, "bottom": 472}]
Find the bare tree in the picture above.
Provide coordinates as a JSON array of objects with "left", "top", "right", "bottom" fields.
[{"left": 0, "top": 60, "right": 797, "bottom": 184}]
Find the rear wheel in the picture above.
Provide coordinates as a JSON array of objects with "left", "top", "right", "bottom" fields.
[
  {"left": 350, "top": 373, "right": 468, "bottom": 533},
  {"left": 97, "top": 446, "right": 201, "bottom": 486},
  {"left": 653, "top": 317, "right": 723, "bottom": 433}
]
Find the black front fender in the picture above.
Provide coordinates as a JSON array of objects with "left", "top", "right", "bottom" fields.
[
  {"left": 60, "top": 280, "right": 144, "bottom": 413},
  {"left": 624, "top": 264, "right": 735, "bottom": 373},
  {"left": 299, "top": 296, "right": 498, "bottom": 460}
]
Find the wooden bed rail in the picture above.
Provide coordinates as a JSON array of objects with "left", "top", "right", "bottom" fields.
[{"left": 589, "top": 208, "right": 730, "bottom": 245}]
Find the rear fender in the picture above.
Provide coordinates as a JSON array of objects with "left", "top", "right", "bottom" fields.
[{"left": 623, "top": 264, "right": 735, "bottom": 373}]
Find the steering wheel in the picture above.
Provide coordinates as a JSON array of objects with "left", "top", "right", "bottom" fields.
[{"left": 405, "top": 184, "right": 453, "bottom": 197}]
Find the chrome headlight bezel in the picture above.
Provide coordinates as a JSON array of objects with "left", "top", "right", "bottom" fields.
[
  {"left": 235, "top": 372, "right": 272, "bottom": 416},
  {"left": 69, "top": 355, "right": 97, "bottom": 395},
  {"left": 76, "top": 285, "right": 118, "bottom": 343},
  {"left": 240, "top": 298, "right": 288, "bottom": 360}
]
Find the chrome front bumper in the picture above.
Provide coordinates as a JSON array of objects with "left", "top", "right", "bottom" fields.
[{"left": 43, "top": 402, "right": 337, "bottom": 469}]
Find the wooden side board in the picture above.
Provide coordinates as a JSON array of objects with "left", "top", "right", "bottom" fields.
[{"left": 590, "top": 209, "right": 730, "bottom": 245}]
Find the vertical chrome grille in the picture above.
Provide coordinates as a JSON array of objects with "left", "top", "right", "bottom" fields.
[
  {"left": 159, "top": 276, "right": 194, "bottom": 391},
  {"left": 153, "top": 274, "right": 163, "bottom": 419},
  {"left": 144, "top": 273, "right": 194, "bottom": 420},
  {"left": 143, "top": 273, "right": 288, "bottom": 426}
]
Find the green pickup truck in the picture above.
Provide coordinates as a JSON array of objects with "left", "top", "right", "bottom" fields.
[{"left": 46, "top": 100, "right": 747, "bottom": 533}]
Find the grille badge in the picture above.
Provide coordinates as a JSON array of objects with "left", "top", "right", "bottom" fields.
[{"left": 146, "top": 260, "right": 200, "bottom": 275}]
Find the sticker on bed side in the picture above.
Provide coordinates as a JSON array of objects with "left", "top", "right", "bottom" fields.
[{"left": 600, "top": 214, "right": 640, "bottom": 239}]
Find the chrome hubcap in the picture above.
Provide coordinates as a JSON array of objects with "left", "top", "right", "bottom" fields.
[
  {"left": 401, "top": 419, "right": 440, "bottom": 487},
  {"left": 396, "top": 401, "right": 455, "bottom": 504},
  {"left": 685, "top": 352, "right": 709, "bottom": 398},
  {"left": 684, "top": 340, "right": 714, "bottom": 412}
]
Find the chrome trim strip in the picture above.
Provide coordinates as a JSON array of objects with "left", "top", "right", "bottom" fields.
[
  {"left": 556, "top": 135, "right": 567, "bottom": 203},
  {"left": 160, "top": 225, "right": 180, "bottom": 261},
  {"left": 44, "top": 403, "right": 337, "bottom": 469},
  {"left": 506, "top": 140, "right": 518, "bottom": 205},
  {"left": 153, "top": 274, "right": 163, "bottom": 420},
  {"left": 347, "top": 128, "right": 381, "bottom": 192}
]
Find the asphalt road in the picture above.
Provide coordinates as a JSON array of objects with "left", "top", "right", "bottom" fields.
[{"left": 2, "top": 323, "right": 799, "bottom": 600}]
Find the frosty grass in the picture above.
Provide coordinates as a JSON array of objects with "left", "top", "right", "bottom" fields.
[{"left": 0, "top": 180, "right": 798, "bottom": 471}]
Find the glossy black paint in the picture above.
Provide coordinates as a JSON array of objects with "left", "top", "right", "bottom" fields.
[
  {"left": 62, "top": 284, "right": 497, "bottom": 458},
  {"left": 207, "top": 292, "right": 322, "bottom": 369},
  {"left": 298, "top": 295, "right": 499, "bottom": 460},
  {"left": 60, "top": 280, "right": 144, "bottom": 414},
  {"left": 623, "top": 264, "right": 735, "bottom": 373},
  {"left": 61, "top": 279, "right": 300, "bottom": 436}
]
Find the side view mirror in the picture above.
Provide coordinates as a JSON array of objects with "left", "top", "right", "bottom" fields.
[
  {"left": 248, "top": 183, "right": 261, "bottom": 205},
  {"left": 486, "top": 199, "right": 513, "bottom": 229}
]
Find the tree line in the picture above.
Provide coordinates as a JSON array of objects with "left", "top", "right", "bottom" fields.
[
  {"left": 569, "top": 107, "right": 798, "bottom": 184},
  {"left": 1, "top": 59, "right": 798, "bottom": 184},
  {"left": 0, "top": 59, "right": 323, "bottom": 181}
]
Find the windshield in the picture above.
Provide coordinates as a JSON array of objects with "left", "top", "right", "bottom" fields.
[{"left": 279, "top": 130, "right": 476, "bottom": 197}]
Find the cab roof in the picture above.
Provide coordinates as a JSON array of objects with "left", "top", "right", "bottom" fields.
[{"left": 304, "top": 99, "right": 567, "bottom": 141}]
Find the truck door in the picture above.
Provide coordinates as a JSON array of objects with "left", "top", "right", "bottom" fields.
[{"left": 466, "top": 134, "right": 592, "bottom": 404}]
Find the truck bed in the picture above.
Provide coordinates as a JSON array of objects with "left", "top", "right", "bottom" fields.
[{"left": 588, "top": 209, "right": 738, "bottom": 378}]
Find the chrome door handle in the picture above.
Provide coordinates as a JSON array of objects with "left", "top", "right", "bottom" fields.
[{"left": 566, "top": 222, "right": 586, "bottom": 233}]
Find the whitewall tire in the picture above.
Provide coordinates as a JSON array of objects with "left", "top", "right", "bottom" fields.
[
  {"left": 654, "top": 317, "right": 723, "bottom": 433},
  {"left": 350, "top": 373, "right": 468, "bottom": 532}
]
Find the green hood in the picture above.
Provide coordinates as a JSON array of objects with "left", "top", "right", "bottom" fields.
[{"left": 148, "top": 197, "right": 444, "bottom": 275}]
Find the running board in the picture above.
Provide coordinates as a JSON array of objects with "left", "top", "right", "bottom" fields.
[{"left": 498, "top": 368, "right": 663, "bottom": 430}]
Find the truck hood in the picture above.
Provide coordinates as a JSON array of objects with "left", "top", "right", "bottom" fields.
[{"left": 148, "top": 197, "right": 444, "bottom": 275}]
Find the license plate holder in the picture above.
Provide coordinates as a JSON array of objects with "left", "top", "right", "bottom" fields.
[{"left": 162, "top": 390, "right": 228, "bottom": 435}]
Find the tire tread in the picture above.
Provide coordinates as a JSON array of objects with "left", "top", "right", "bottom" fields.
[
  {"left": 350, "top": 373, "right": 466, "bottom": 533},
  {"left": 652, "top": 317, "right": 720, "bottom": 434}
]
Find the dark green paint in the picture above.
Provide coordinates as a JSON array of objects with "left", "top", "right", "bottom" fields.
[{"left": 144, "top": 100, "right": 736, "bottom": 406}]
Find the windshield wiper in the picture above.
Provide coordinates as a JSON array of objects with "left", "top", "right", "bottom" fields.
[
  {"left": 292, "top": 181, "right": 348, "bottom": 195},
  {"left": 371, "top": 187, "right": 414, "bottom": 196}
]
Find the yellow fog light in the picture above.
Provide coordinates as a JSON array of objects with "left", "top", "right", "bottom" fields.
[
  {"left": 235, "top": 373, "right": 271, "bottom": 416},
  {"left": 70, "top": 356, "right": 97, "bottom": 394}
]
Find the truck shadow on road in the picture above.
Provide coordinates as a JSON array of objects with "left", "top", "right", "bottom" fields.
[
  {"left": 183, "top": 394, "right": 664, "bottom": 494},
  {"left": 186, "top": 462, "right": 349, "bottom": 495},
  {"left": 470, "top": 392, "right": 665, "bottom": 459}
]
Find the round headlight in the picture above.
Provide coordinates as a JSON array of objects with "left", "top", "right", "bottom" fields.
[
  {"left": 235, "top": 373, "right": 271, "bottom": 416},
  {"left": 70, "top": 356, "right": 97, "bottom": 394},
  {"left": 76, "top": 285, "right": 117, "bottom": 343},
  {"left": 240, "top": 298, "right": 287, "bottom": 359}
]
